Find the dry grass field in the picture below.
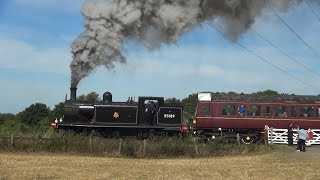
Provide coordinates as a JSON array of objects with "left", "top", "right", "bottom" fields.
[{"left": 0, "top": 148, "right": 320, "bottom": 180}]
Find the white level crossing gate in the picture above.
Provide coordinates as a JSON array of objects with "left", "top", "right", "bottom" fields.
[{"left": 267, "top": 127, "right": 320, "bottom": 145}]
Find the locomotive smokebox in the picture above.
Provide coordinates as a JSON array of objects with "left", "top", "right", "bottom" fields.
[
  {"left": 70, "top": 87, "right": 77, "bottom": 101},
  {"left": 103, "top": 91, "right": 112, "bottom": 102}
]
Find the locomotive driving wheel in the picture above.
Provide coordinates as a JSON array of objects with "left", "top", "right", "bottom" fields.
[
  {"left": 112, "top": 131, "right": 120, "bottom": 139},
  {"left": 241, "top": 136, "right": 254, "bottom": 144},
  {"left": 99, "top": 128, "right": 112, "bottom": 138},
  {"left": 139, "top": 131, "right": 150, "bottom": 139}
]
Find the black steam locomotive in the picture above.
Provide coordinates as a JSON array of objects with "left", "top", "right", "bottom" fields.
[{"left": 51, "top": 88, "right": 186, "bottom": 138}]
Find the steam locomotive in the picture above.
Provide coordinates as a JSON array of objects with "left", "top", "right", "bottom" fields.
[{"left": 51, "top": 88, "right": 187, "bottom": 138}]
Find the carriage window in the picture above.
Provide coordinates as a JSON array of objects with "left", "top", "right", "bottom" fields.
[
  {"left": 203, "top": 104, "right": 211, "bottom": 117},
  {"left": 274, "top": 106, "right": 287, "bottom": 117},
  {"left": 290, "top": 107, "right": 297, "bottom": 117},
  {"left": 222, "top": 105, "right": 235, "bottom": 116},
  {"left": 238, "top": 105, "right": 246, "bottom": 116},
  {"left": 300, "top": 106, "right": 314, "bottom": 117},
  {"left": 317, "top": 108, "right": 320, "bottom": 117},
  {"left": 248, "top": 105, "right": 260, "bottom": 116},
  {"left": 264, "top": 106, "right": 270, "bottom": 117}
]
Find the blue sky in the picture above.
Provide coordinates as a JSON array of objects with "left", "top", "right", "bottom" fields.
[{"left": 1, "top": 0, "right": 320, "bottom": 114}]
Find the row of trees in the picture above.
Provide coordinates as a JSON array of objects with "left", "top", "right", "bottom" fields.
[
  {"left": 0, "top": 90, "right": 280, "bottom": 134},
  {"left": 0, "top": 102, "right": 64, "bottom": 134}
]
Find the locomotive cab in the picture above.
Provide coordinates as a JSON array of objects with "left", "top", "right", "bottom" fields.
[
  {"left": 138, "top": 97, "right": 182, "bottom": 127},
  {"left": 138, "top": 97, "right": 163, "bottom": 126}
]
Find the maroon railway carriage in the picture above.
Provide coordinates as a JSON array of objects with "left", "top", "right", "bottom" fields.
[{"left": 194, "top": 93, "right": 320, "bottom": 143}]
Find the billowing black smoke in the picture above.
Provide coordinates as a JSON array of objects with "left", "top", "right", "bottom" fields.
[{"left": 70, "top": 0, "right": 302, "bottom": 87}]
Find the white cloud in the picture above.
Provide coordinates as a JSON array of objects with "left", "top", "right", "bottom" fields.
[
  {"left": 0, "top": 36, "right": 71, "bottom": 75},
  {"left": 14, "top": 0, "right": 84, "bottom": 13},
  {"left": 0, "top": 36, "right": 72, "bottom": 113},
  {"left": 132, "top": 59, "right": 225, "bottom": 78}
]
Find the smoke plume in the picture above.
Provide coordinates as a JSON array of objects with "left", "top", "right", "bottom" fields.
[{"left": 70, "top": 0, "right": 300, "bottom": 87}]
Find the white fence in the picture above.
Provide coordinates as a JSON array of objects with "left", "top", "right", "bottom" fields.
[{"left": 267, "top": 127, "right": 320, "bottom": 145}]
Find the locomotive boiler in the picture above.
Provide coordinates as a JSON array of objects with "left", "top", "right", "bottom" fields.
[{"left": 51, "top": 88, "right": 186, "bottom": 138}]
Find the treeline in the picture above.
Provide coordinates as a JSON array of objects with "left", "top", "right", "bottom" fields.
[
  {"left": 0, "top": 90, "right": 288, "bottom": 135},
  {"left": 0, "top": 103, "right": 64, "bottom": 135}
]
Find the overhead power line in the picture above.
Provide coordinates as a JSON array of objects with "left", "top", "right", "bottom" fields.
[
  {"left": 304, "top": 0, "right": 320, "bottom": 22},
  {"left": 250, "top": 27, "right": 320, "bottom": 78},
  {"left": 206, "top": 22, "right": 320, "bottom": 91},
  {"left": 265, "top": 0, "right": 320, "bottom": 58}
]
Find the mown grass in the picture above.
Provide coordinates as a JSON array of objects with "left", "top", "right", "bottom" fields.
[{"left": 0, "top": 151, "right": 319, "bottom": 180}]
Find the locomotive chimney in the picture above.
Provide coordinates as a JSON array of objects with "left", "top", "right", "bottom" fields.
[{"left": 70, "top": 87, "right": 77, "bottom": 101}]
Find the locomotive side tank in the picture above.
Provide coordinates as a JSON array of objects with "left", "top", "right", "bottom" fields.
[{"left": 52, "top": 88, "right": 185, "bottom": 138}]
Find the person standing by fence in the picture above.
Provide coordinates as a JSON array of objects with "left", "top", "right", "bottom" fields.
[
  {"left": 306, "top": 128, "right": 313, "bottom": 146},
  {"left": 297, "top": 127, "right": 308, "bottom": 152},
  {"left": 287, "top": 123, "right": 293, "bottom": 146}
]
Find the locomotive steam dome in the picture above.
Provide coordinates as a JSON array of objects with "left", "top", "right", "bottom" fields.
[{"left": 103, "top": 91, "right": 112, "bottom": 102}]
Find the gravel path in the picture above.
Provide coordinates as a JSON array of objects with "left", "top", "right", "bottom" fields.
[
  {"left": 275, "top": 145, "right": 320, "bottom": 160},
  {"left": 294, "top": 146, "right": 320, "bottom": 159}
]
